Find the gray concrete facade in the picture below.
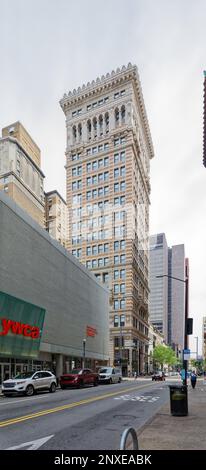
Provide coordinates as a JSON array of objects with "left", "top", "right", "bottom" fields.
[{"left": 0, "top": 191, "right": 109, "bottom": 375}]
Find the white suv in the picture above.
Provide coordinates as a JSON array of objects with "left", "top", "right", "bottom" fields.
[{"left": 2, "top": 370, "right": 57, "bottom": 397}]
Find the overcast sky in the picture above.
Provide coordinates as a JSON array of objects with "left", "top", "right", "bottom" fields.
[{"left": 1, "top": 0, "right": 205, "bottom": 355}]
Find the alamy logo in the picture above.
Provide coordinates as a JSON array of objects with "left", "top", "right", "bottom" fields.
[{"left": 0, "top": 318, "right": 40, "bottom": 339}]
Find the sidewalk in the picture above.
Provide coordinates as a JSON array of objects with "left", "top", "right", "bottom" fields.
[{"left": 138, "top": 380, "right": 206, "bottom": 450}]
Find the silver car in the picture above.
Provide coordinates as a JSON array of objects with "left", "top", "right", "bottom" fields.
[{"left": 2, "top": 370, "right": 57, "bottom": 396}]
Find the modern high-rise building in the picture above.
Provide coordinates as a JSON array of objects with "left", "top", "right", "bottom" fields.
[
  {"left": 0, "top": 121, "right": 45, "bottom": 226},
  {"left": 149, "top": 233, "right": 187, "bottom": 351},
  {"left": 60, "top": 63, "right": 154, "bottom": 374},
  {"left": 45, "top": 190, "right": 67, "bottom": 247},
  {"left": 149, "top": 233, "right": 168, "bottom": 341}
]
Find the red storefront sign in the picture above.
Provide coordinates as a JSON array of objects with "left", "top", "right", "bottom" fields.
[
  {"left": 86, "top": 325, "right": 97, "bottom": 337},
  {"left": 0, "top": 318, "right": 40, "bottom": 339}
]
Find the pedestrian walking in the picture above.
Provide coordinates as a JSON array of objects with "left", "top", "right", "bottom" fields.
[
  {"left": 190, "top": 370, "right": 197, "bottom": 389},
  {"left": 134, "top": 371, "right": 137, "bottom": 379}
]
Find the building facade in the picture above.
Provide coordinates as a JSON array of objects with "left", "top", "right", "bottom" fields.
[
  {"left": 60, "top": 64, "right": 154, "bottom": 375},
  {"left": 149, "top": 233, "right": 187, "bottom": 352},
  {"left": 0, "top": 191, "right": 109, "bottom": 384},
  {"left": 0, "top": 122, "right": 45, "bottom": 226},
  {"left": 45, "top": 190, "right": 67, "bottom": 247},
  {"left": 148, "top": 324, "right": 165, "bottom": 373}
]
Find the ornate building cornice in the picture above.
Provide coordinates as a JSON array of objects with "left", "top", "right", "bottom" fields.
[{"left": 60, "top": 63, "right": 154, "bottom": 160}]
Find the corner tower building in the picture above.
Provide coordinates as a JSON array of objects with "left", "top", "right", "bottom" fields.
[{"left": 60, "top": 64, "right": 154, "bottom": 374}]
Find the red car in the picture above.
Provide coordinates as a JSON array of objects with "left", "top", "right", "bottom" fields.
[{"left": 60, "top": 368, "right": 99, "bottom": 389}]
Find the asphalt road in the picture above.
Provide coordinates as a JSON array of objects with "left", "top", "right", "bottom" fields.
[{"left": 0, "top": 379, "right": 170, "bottom": 450}]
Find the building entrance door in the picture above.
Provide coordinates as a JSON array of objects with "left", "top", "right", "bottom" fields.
[
  {"left": 0, "top": 363, "right": 11, "bottom": 384},
  {"left": 15, "top": 364, "right": 26, "bottom": 376}
]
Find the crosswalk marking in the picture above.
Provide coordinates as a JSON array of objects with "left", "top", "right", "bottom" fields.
[{"left": 114, "top": 394, "right": 160, "bottom": 403}]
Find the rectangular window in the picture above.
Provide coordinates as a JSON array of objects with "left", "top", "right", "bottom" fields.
[
  {"left": 98, "top": 258, "right": 103, "bottom": 267},
  {"left": 92, "top": 147, "right": 97, "bottom": 154},
  {"left": 114, "top": 255, "right": 119, "bottom": 265},
  {"left": 98, "top": 173, "right": 104, "bottom": 183},
  {"left": 86, "top": 246, "right": 91, "bottom": 256},
  {"left": 120, "top": 167, "right": 125, "bottom": 177},
  {"left": 114, "top": 284, "right": 119, "bottom": 294},
  {"left": 87, "top": 177, "right": 92, "bottom": 186},
  {"left": 86, "top": 191, "right": 92, "bottom": 200},
  {"left": 72, "top": 168, "right": 77, "bottom": 176},
  {"left": 104, "top": 243, "right": 109, "bottom": 252},
  {"left": 93, "top": 102, "right": 97, "bottom": 108},
  {"left": 114, "top": 300, "right": 119, "bottom": 310},
  {"left": 87, "top": 104, "right": 92, "bottom": 111},
  {"left": 120, "top": 90, "right": 125, "bottom": 96},
  {"left": 93, "top": 175, "right": 97, "bottom": 185},
  {"left": 92, "top": 259, "right": 97, "bottom": 268},
  {"left": 114, "top": 241, "right": 119, "bottom": 251},
  {"left": 104, "top": 97, "right": 109, "bottom": 103},
  {"left": 120, "top": 283, "right": 125, "bottom": 294},
  {"left": 93, "top": 188, "right": 97, "bottom": 198},
  {"left": 103, "top": 272, "right": 109, "bottom": 283},
  {"left": 87, "top": 162, "right": 92, "bottom": 172},
  {"left": 92, "top": 161, "right": 97, "bottom": 170},
  {"left": 120, "top": 299, "right": 126, "bottom": 309},
  {"left": 114, "top": 168, "right": 119, "bottom": 178},
  {"left": 92, "top": 245, "right": 98, "bottom": 255},
  {"left": 95, "top": 274, "right": 101, "bottom": 281},
  {"left": 114, "top": 183, "right": 119, "bottom": 192},
  {"left": 120, "top": 314, "right": 125, "bottom": 326},
  {"left": 72, "top": 111, "right": 77, "bottom": 117},
  {"left": 98, "top": 99, "right": 103, "bottom": 105},
  {"left": 98, "top": 244, "right": 103, "bottom": 253},
  {"left": 120, "top": 240, "right": 126, "bottom": 250},
  {"left": 114, "top": 270, "right": 119, "bottom": 280},
  {"left": 86, "top": 261, "right": 92, "bottom": 269},
  {"left": 120, "top": 254, "right": 126, "bottom": 264},
  {"left": 114, "top": 315, "right": 119, "bottom": 327},
  {"left": 98, "top": 187, "right": 103, "bottom": 197},
  {"left": 77, "top": 166, "right": 82, "bottom": 175},
  {"left": 98, "top": 159, "right": 103, "bottom": 168},
  {"left": 120, "top": 269, "right": 125, "bottom": 279},
  {"left": 104, "top": 157, "right": 109, "bottom": 166},
  {"left": 120, "top": 195, "right": 125, "bottom": 205},
  {"left": 104, "top": 186, "right": 109, "bottom": 195},
  {"left": 104, "top": 143, "right": 109, "bottom": 150},
  {"left": 114, "top": 92, "right": 119, "bottom": 99},
  {"left": 104, "top": 257, "right": 109, "bottom": 265},
  {"left": 86, "top": 148, "right": 91, "bottom": 156},
  {"left": 98, "top": 144, "right": 103, "bottom": 152},
  {"left": 120, "top": 151, "right": 125, "bottom": 162}
]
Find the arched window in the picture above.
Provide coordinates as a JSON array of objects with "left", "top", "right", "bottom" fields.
[
  {"left": 78, "top": 123, "right": 82, "bottom": 141},
  {"left": 115, "top": 108, "right": 120, "bottom": 126},
  {"left": 72, "top": 126, "right": 77, "bottom": 143},
  {"left": 87, "top": 120, "right": 91, "bottom": 140},
  {"left": 105, "top": 112, "right": 109, "bottom": 133},
  {"left": 99, "top": 115, "right": 103, "bottom": 135},
  {"left": 121, "top": 105, "right": 126, "bottom": 124},
  {"left": 93, "top": 117, "right": 97, "bottom": 138}
]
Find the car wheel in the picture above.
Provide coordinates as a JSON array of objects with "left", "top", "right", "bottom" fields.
[
  {"left": 25, "top": 385, "right": 34, "bottom": 396},
  {"left": 49, "top": 382, "right": 56, "bottom": 393}
]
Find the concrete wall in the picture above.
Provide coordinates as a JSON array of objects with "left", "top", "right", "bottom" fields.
[{"left": 0, "top": 191, "right": 109, "bottom": 361}]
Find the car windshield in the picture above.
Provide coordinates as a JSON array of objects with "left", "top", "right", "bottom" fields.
[
  {"left": 99, "top": 368, "right": 111, "bottom": 373},
  {"left": 68, "top": 369, "right": 82, "bottom": 375},
  {"left": 13, "top": 372, "right": 35, "bottom": 379}
]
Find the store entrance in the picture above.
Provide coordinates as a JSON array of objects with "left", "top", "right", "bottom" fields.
[{"left": 0, "top": 363, "right": 11, "bottom": 384}]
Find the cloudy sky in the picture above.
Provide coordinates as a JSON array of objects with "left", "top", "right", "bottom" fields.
[{"left": 1, "top": 0, "right": 205, "bottom": 354}]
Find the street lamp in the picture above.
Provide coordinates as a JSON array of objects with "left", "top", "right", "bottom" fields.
[
  {"left": 82, "top": 339, "right": 86, "bottom": 369},
  {"left": 156, "top": 274, "right": 189, "bottom": 387}
]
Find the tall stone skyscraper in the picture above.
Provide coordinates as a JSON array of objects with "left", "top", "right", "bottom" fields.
[{"left": 60, "top": 64, "right": 154, "bottom": 374}]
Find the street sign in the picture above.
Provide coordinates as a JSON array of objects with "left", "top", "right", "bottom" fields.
[{"left": 183, "top": 349, "right": 190, "bottom": 360}]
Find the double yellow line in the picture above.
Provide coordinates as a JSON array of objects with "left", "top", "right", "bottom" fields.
[{"left": 0, "top": 382, "right": 153, "bottom": 428}]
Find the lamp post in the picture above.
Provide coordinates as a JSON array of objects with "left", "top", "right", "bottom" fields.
[
  {"left": 82, "top": 339, "right": 86, "bottom": 369},
  {"left": 156, "top": 274, "right": 189, "bottom": 387}
]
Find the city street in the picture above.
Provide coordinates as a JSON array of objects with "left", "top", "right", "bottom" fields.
[{"left": 0, "top": 379, "right": 170, "bottom": 450}]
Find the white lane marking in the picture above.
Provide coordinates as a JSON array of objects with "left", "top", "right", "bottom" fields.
[
  {"left": 0, "top": 394, "right": 51, "bottom": 406},
  {"left": 6, "top": 435, "right": 54, "bottom": 450}
]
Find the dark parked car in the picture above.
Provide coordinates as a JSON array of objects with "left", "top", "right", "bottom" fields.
[
  {"left": 152, "top": 372, "right": 166, "bottom": 381},
  {"left": 59, "top": 368, "right": 99, "bottom": 389}
]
